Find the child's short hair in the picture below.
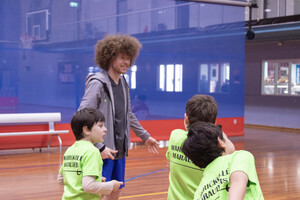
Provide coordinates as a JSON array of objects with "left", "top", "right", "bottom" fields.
[
  {"left": 71, "top": 108, "right": 105, "bottom": 140},
  {"left": 94, "top": 34, "right": 142, "bottom": 70},
  {"left": 182, "top": 121, "right": 224, "bottom": 168},
  {"left": 185, "top": 95, "right": 218, "bottom": 126}
]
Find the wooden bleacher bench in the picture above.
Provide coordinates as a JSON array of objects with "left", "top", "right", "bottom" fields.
[{"left": 0, "top": 112, "right": 69, "bottom": 165}]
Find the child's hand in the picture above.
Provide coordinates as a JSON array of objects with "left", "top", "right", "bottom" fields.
[
  {"left": 102, "top": 177, "right": 106, "bottom": 182},
  {"left": 101, "top": 147, "right": 118, "bottom": 160},
  {"left": 111, "top": 180, "right": 123, "bottom": 192}
]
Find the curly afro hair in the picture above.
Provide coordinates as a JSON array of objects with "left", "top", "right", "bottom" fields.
[{"left": 94, "top": 34, "right": 142, "bottom": 70}]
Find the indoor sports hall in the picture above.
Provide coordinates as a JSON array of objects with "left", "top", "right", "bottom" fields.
[{"left": 1, "top": 0, "right": 300, "bottom": 199}]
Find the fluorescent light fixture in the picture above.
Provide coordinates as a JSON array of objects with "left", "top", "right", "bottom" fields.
[{"left": 70, "top": 2, "right": 78, "bottom": 7}]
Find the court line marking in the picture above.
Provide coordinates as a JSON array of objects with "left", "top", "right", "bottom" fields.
[
  {"left": 125, "top": 168, "right": 167, "bottom": 182},
  {"left": 120, "top": 191, "right": 168, "bottom": 199},
  {"left": 119, "top": 168, "right": 168, "bottom": 199}
]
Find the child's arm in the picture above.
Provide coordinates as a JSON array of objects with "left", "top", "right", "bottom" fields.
[
  {"left": 228, "top": 171, "right": 248, "bottom": 200},
  {"left": 57, "top": 173, "right": 64, "bottom": 185},
  {"left": 82, "top": 176, "right": 123, "bottom": 194}
]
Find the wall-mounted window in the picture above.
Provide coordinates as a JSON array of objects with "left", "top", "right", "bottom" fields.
[
  {"left": 198, "top": 62, "right": 230, "bottom": 93},
  {"left": 262, "top": 60, "right": 300, "bottom": 96},
  {"left": 124, "top": 65, "right": 137, "bottom": 89},
  {"left": 159, "top": 64, "right": 183, "bottom": 92},
  {"left": 58, "top": 62, "right": 78, "bottom": 84},
  {"left": 88, "top": 66, "right": 100, "bottom": 74}
]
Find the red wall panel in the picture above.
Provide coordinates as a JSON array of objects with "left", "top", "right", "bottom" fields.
[{"left": 0, "top": 117, "right": 243, "bottom": 149}]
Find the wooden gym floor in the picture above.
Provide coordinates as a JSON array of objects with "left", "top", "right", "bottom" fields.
[{"left": 0, "top": 127, "right": 300, "bottom": 200}]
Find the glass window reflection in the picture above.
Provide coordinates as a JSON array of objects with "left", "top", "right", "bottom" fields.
[
  {"left": 159, "top": 64, "right": 183, "bottom": 92},
  {"left": 262, "top": 59, "right": 300, "bottom": 96},
  {"left": 198, "top": 62, "right": 230, "bottom": 94},
  {"left": 124, "top": 65, "right": 137, "bottom": 90}
]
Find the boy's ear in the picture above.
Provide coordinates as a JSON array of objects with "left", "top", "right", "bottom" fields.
[
  {"left": 217, "top": 137, "right": 226, "bottom": 149},
  {"left": 184, "top": 113, "right": 189, "bottom": 130},
  {"left": 82, "top": 126, "right": 90, "bottom": 136}
]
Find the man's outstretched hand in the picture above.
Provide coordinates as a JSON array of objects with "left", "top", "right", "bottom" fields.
[{"left": 145, "top": 137, "right": 159, "bottom": 154}]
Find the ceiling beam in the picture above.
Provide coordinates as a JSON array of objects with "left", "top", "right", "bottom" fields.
[{"left": 181, "top": 0, "right": 254, "bottom": 7}]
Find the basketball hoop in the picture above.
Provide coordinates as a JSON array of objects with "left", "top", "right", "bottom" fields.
[{"left": 19, "top": 35, "right": 34, "bottom": 49}]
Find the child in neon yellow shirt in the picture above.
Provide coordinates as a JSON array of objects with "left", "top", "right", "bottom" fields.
[
  {"left": 58, "top": 108, "right": 123, "bottom": 200},
  {"left": 166, "top": 95, "right": 218, "bottom": 199},
  {"left": 182, "top": 122, "right": 264, "bottom": 200}
]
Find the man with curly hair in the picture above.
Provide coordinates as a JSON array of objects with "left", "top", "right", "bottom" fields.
[{"left": 79, "top": 34, "right": 159, "bottom": 200}]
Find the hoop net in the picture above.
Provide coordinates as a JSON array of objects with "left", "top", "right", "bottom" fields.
[{"left": 19, "top": 35, "right": 34, "bottom": 49}]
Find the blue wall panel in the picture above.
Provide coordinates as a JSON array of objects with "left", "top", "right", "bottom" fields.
[{"left": 0, "top": 0, "right": 245, "bottom": 124}]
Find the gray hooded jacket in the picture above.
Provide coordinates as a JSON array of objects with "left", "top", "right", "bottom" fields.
[{"left": 78, "top": 70, "right": 150, "bottom": 156}]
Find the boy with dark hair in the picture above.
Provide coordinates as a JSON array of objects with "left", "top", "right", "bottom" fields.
[
  {"left": 182, "top": 121, "right": 264, "bottom": 200},
  {"left": 166, "top": 95, "right": 218, "bottom": 199},
  {"left": 79, "top": 34, "right": 159, "bottom": 200},
  {"left": 58, "top": 108, "right": 123, "bottom": 200}
]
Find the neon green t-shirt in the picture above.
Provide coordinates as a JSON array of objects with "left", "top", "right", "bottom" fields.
[
  {"left": 59, "top": 140, "right": 103, "bottom": 200},
  {"left": 194, "top": 150, "right": 264, "bottom": 200},
  {"left": 166, "top": 129, "right": 204, "bottom": 200}
]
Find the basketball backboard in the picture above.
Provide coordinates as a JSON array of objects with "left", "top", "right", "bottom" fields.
[{"left": 26, "top": 9, "right": 49, "bottom": 41}]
